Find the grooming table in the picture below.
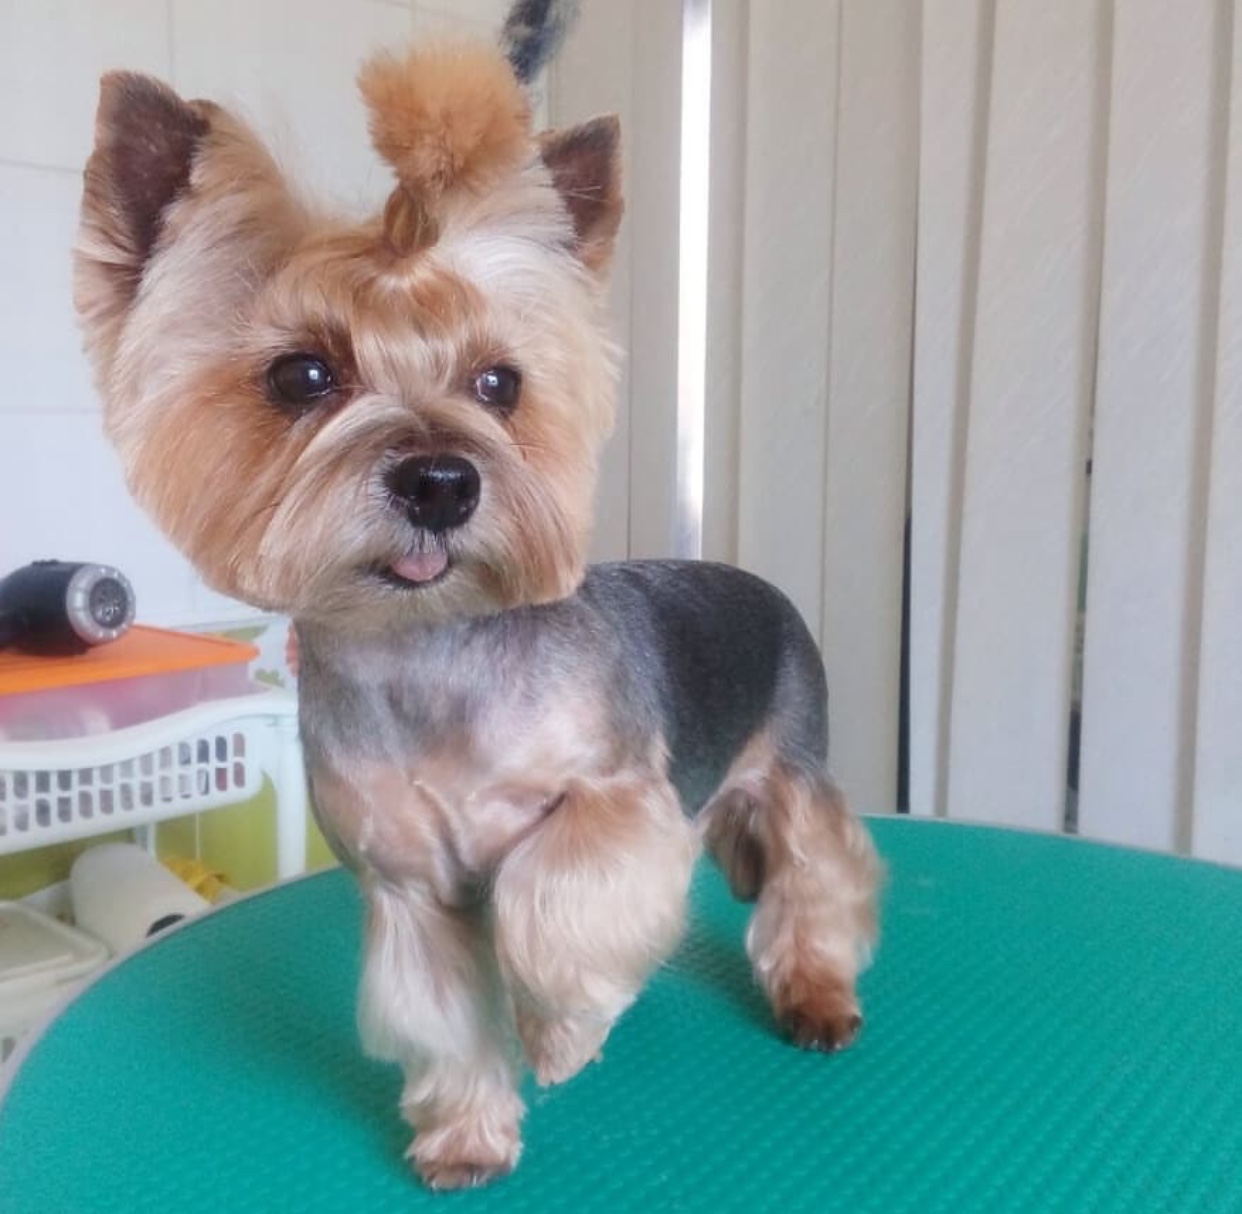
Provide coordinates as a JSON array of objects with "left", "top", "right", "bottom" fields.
[{"left": 2, "top": 818, "right": 1240, "bottom": 1212}]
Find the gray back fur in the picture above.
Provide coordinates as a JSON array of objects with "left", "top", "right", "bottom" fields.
[{"left": 297, "top": 561, "right": 830, "bottom": 820}]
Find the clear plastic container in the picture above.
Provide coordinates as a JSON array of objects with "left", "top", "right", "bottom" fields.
[
  {"left": 0, "top": 628, "right": 259, "bottom": 742},
  {"left": 0, "top": 901, "right": 109, "bottom": 1062}
]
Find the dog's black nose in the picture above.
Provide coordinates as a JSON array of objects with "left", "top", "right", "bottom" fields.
[{"left": 388, "top": 456, "right": 481, "bottom": 532}]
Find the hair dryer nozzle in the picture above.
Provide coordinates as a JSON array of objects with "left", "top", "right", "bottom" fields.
[{"left": 0, "top": 561, "right": 136, "bottom": 655}]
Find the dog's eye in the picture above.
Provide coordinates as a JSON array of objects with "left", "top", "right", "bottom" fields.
[
  {"left": 267, "top": 354, "right": 336, "bottom": 409},
  {"left": 473, "top": 366, "right": 521, "bottom": 413}
]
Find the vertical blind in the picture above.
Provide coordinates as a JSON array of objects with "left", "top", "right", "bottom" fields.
[{"left": 556, "top": 0, "right": 1242, "bottom": 863}]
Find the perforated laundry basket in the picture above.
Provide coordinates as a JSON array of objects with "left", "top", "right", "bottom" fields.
[
  {"left": 0, "top": 708, "right": 265, "bottom": 852},
  {"left": 0, "top": 628, "right": 280, "bottom": 854},
  {"left": 0, "top": 692, "right": 308, "bottom": 879}
]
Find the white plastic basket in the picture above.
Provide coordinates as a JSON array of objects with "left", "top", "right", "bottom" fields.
[
  {"left": 0, "top": 727, "right": 259, "bottom": 849},
  {"left": 0, "top": 693, "right": 307, "bottom": 879}
]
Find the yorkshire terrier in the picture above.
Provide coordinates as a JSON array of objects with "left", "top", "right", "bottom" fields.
[{"left": 74, "top": 0, "right": 880, "bottom": 1190}]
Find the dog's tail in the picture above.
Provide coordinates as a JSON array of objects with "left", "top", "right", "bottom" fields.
[{"left": 501, "top": 0, "right": 582, "bottom": 84}]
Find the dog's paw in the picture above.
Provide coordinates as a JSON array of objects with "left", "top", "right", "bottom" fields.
[
  {"left": 414, "top": 1154, "right": 515, "bottom": 1192},
  {"left": 780, "top": 1004, "right": 862, "bottom": 1053},
  {"left": 772, "top": 973, "right": 863, "bottom": 1053},
  {"left": 516, "top": 1005, "right": 610, "bottom": 1086},
  {"left": 407, "top": 1110, "right": 522, "bottom": 1190}
]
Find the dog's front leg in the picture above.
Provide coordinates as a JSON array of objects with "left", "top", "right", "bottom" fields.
[
  {"left": 360, "top": 882, "right": 522, "bottom": 1190},
  {"left": 492, "top": 772, "right": 700, "bottom": 1086}
]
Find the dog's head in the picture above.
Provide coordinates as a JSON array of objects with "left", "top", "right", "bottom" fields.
[{"left": 75, "top": 41, "right": 621, "bottom": 628}]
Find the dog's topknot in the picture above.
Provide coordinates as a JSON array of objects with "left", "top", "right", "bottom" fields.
[{"left": 358, "top": 43, "right": 532, "bottom": 251}]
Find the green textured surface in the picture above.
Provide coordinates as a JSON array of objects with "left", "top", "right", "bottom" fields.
[{"left": 3, "top": 817, "right": 1242, "bottom": 1212}]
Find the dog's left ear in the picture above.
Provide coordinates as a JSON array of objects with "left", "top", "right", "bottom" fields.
[{"left": 539, "top": 115, "right": 623, "bottom": 276}]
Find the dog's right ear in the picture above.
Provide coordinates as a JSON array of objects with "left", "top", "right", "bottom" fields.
[
  {"left": 77, "top": 74, "right": 214, "bottom": 320},
  {"left": 76, "top": 73, "right": 302, "bottom": 391}
]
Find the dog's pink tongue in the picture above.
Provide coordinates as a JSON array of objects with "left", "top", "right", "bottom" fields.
[{"left": 390, "top": 551, "right": 448, "bottom": 584}]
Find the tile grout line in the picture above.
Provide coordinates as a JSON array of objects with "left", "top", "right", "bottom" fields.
[
  {"left": 0, "top": 158, "right": 81, "bottom": 177},
  {"left": 167, "top": 0, "right": 177, "bottom": 84}
]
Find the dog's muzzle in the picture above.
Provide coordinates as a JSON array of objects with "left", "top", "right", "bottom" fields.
[{"left": 389, "top": 455, "right": 480, "bottom": 532}]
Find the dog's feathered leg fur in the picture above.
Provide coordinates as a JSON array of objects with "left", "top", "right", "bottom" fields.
[
  {"left": 360, "top": 883, "right": 524, "bottom": 1189},
  {"left": 492, "top": 769, "right": 699, "bottom": 1085},
  {"left": 702, "top": 745, "right": 881, "bottom": 1052}
]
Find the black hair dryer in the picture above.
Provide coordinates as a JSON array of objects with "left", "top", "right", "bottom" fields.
[{"left": 0, "top": 561, "right": 136, "bottom": 655}]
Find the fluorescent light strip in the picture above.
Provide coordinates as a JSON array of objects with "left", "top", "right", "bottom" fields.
[{"left": 676, "top": 0, "right": 712, "bottom": 560}]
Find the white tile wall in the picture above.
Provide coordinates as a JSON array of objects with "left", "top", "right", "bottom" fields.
[
  {"left": 172, "top": 0, "right": 412, "bottom": 210},
  {"left": 0, "top": 0, "right": 512, "bottom": 626},
  {"left": 420, "top": 1, "right": 509, "bottom": 29},
  {"left": 412, "top": 7, "right": 492, "bottom": 40},
  {"left": 0, "top": 413, "right": 197, "bottom": 623},
  {"left": 0, "top": 165, "right": 96, "bottom": 413},
  {"left": 0, "top": 0, "right": 169, "bottom": 170}
]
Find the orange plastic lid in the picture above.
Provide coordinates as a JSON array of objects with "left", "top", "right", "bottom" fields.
[{"left": 0, "top": 626, "right": 259, "bottom": 696}]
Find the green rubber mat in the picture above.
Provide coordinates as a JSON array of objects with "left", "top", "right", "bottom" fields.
[{"left": 2, "top": 817, "right": 1241, "bottom": 1212}]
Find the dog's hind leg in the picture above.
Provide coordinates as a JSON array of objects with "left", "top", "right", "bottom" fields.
[{"left": 702, "top": 735, "right": 881, "bottom": 1051}]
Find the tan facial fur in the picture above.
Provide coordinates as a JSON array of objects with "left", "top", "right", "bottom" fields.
[{"left": 75, "top": 45, "right": 622, "bottom": 628}]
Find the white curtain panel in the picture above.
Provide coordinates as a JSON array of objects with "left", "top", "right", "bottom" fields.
[{"left": 560, "top": 0, "right": 1242, "bottom": 862}]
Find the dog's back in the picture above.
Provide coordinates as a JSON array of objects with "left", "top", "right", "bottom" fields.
[{"left": 581, "top": 561, "right": 829, "bottom": 815}]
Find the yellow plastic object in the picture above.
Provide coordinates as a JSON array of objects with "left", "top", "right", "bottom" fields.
[
  {"left": 0, "top": 626, "right": 258, "bottom": 696},
  {"left": 162, "top": 856, "right": 233, "bottom": 904}
]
